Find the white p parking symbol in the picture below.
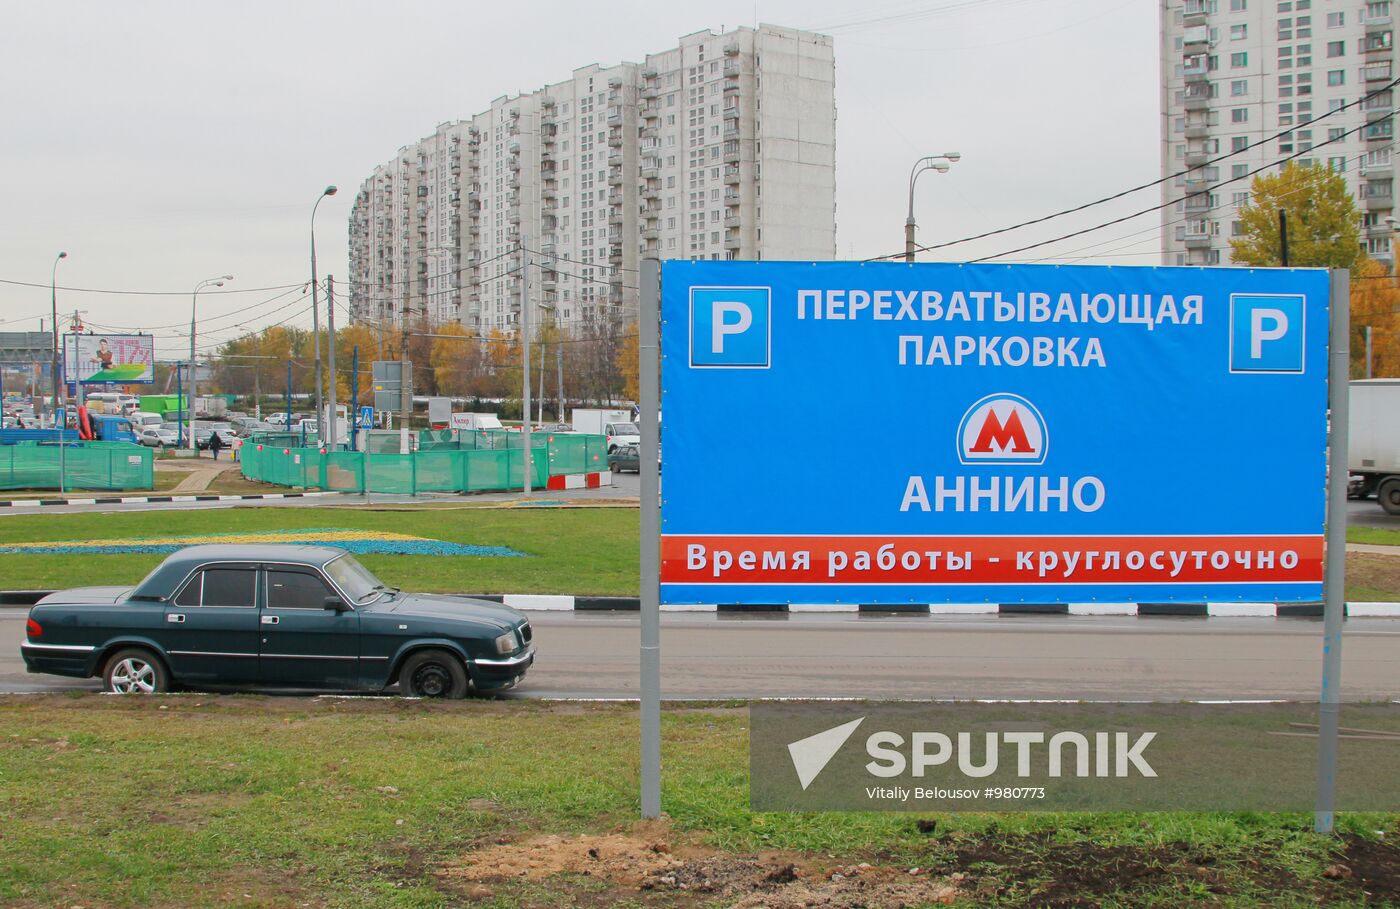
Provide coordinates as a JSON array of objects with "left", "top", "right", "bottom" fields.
[
  {"left": 711, "top": 301, "right": 753, "bottom": 354},
  {"left": 1251, "top": 308, "right": 1288, "bottom": 358}
]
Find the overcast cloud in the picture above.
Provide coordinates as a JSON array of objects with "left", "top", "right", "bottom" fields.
[{"left": 0, "top": 0, "right": 1155, "bottom": 355}]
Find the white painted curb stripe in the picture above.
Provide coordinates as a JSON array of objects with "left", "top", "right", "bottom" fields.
[
  {"left": 1068, "top": 603, "right": 1138, "bottom": 615},
  {"left": 1348, "top": 601, "right": 1400, "bottom": 616},
  {"left": 1206, "top": 602, "right": 1279, "bottom": 617},
  {"left": 502, "top": 594, "right": 574, "bottom": 611}
]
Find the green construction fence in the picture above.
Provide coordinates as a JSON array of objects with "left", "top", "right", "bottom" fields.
[
  {"left": 0, "top": 441, "right": 154, "bottom": 491},
  {"left": 238, "top": 431, "right": 609, "bottom": 495}
]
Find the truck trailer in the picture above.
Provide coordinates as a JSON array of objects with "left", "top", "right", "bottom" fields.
[{"left": 1349, "top": 379, "right": 1400, "bottom": 513}]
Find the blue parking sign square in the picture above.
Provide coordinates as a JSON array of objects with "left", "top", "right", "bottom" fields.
[
  {"left": 690, "top": 287, "right": 771, "bottom": 368},
  {"left": 1230, "top": 294, "right": 1306, "bottom": 373}
]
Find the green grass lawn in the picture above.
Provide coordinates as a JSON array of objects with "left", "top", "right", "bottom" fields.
[
  {"left": 0, "top": 696, "right": 1393, "bottom": 909},
  {"left": 0, "top": 506, "right": 639, "bottom": 596}
]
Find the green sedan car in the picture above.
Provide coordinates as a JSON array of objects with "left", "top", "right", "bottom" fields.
[{"left": 20, "top": 544, "right": 533, "bottom": 697}]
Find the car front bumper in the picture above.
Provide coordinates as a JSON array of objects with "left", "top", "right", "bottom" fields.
[{"left": 471, "top": 646, "right": 534, "bottom": 690}]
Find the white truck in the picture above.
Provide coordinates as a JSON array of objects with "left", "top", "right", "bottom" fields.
[
  {"left": 1349, "top": 379, "right": 1400, "bottom": 513},
  {"left": 572, "top": 407, "right": 639, "bottom": 452},
  {"left": 450, "top": 412, "right": 504, "bottom": 432}
]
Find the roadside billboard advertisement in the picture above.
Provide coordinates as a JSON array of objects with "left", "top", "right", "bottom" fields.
[
  {"left": 660, "top": 262, "right": 1331, "bottom": 604},
  {"left": 63, "top": 333, "right": 155, "bottom": 384}
]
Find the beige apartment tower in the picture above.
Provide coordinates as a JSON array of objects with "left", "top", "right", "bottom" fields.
[{"left": 348, "top": 24, "right": 837, "bottom": 331}]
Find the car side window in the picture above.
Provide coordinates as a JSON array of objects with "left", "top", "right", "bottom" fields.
[
  {"left": 266, "top": 570, "right": 333, "bottom": 609},
  {"left": 202, "top": 568, "right": 256, "bottom": 608},
  {"left": 173, "top": 573, "right": 202, "bottom": 607}
]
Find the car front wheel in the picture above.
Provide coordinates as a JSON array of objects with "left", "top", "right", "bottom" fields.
[
  {"left": 102, "top": 648, "right": 171, "bottom": 694},
  {"left": 400, "top": 649, "right": 469, "bottom": 699}
]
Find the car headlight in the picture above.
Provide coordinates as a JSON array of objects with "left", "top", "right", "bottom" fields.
[{"left": 494, "top": 631, "right": 517, "bottom": 654}]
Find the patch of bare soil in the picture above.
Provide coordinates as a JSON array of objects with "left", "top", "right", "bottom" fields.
[
  {"left": 437, "top": 828, "right": 960, "bottom": 908},
  {"left": 1332, "top": 834, "right": 1400, "bottom": 904}
]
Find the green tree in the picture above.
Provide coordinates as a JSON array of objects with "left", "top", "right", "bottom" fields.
[{"left": 1228, "top": 162, "right": 1362, "bottom": 270}]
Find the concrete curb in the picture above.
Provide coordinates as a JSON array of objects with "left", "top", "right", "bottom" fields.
[
  {"left": 0, "top": 491, "right": 345, "bottom": 508},
  {"left": 6, "top": 589, "right": 1397, "bottom": 617}
]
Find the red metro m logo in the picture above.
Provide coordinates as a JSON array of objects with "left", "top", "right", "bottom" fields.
[{"left": 957, "top": 394, "right": 1048, "bottom": 466}]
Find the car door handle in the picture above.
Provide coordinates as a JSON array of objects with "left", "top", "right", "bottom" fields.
[
  {"left": 167, "top": 613, "right": 185, "bottom": 624},
  {"left": 261, "top": 615, "right": 280, "bottom": 625}
]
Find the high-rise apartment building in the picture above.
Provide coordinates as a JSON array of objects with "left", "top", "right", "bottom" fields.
[
  {"left": 348, "top": 24, "right": 836, "bottom": 331},
  {"left": 1160, "top": 0, "right": 1396, "bottom": 267}
]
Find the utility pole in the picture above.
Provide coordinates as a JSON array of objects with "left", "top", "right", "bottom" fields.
[
  {"left": 1279, "top": 210, "right": 1290, "bottom": 267},
  {"left": 538, "top": 334, "right": 546, "bottom": 424},
  {"left": 350, "top": 345, "right": 359, "bottom": 451},
  {"left": 1366, "top": 325, "right": 1374, "bottom": 379},
  {"left": 326, "top": 274, "right": 338, "bottom": 448},
  {"left": 399, "top": 323, "right": 412, "bottom": 455},
  {"left": 521, "top": 237, "right": 532, "bottom": 496},
  {"left": 557, "top": 331, "right": 564, "bottom": 424}
]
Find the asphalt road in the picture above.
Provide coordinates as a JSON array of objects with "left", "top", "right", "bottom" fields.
[{"left": 3, "top": 608, "right": 1396, "bottom": 701}]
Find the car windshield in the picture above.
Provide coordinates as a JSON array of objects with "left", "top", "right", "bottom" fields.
[
  {"left": 611, "top": 423, "right": 639, "bottom": 435},
  {"left": 324, "top": 554, "right": 392, "bottom": 604},
  {"left": 160, "top": 423, "right": 181, "bottom": 432}
]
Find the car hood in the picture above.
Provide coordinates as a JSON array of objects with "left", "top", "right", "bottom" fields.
[
  {"left": 365, "top": 593, "right": 523, "bottom": 630},
  {"left": 36, "top": 586, "right": 134, "bottom": 605}
]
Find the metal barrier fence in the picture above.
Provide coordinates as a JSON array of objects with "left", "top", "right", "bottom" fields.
[
  {"left": 0, "top": 441, "right": 154, "bottom": 491},
  {"left": 239, "top": 431, "right": 608, "bottom": 494}
]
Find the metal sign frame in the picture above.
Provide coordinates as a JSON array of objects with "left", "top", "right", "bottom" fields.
[{"left": 639, "top": 264, "right": 1348, "bottom": 832}]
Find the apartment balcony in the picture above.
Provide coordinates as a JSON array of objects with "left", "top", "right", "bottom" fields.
[
  {"left": 508, "top": 158, "right": 520, "bottom": 172},
  {"left": 1182, "top": 58, "right": 1209, "bottom": 81},
  {"left": 607, "top": 109, "right": 622, "bottom": 126},
  {"left": 724, "top": 59, "right": 740, "bottom": 78},
  {"left": 416, "top": 185, "right": 429, "bottom": 197},
  {"left": 643, "top": 185, "right": 660, "bottom": 201},
  {"left": 1183, "top": 193, "right": 1213, "bottom": 212},
  {"left": 506, "top": 191, "right": 519, "bottom": 206},
  {"left": 724, "top": 213, "right": 741, "bottom": 228},
  {"left": 724, "top": 147, "right": 740, "bottom": 164},
  {"left": 724, "top": 165, "right": 741, "bottom": 184},
  {"left": 641, "top": 226, "right": 659, "bottom": 240},
  {"left": 723, "top": 127, "right": 740, "bottom": 141},
  {"left": 1365, "top": 120, "right": 1395, "bottom": 141},
  {"left": 450, "top": 162, "right": 461, "bottom": 174},
  {"left": 724, "top": 81, "right": 740, "bottom": 95},
  {"left": 640, "top": 126, "right": 658, "bottom": 140},
  {"left": 724, "top": 234, "right": 742, "bottom": 250},
  {"left": 541, "top": 182, "right": 557, "bottom": 200},
  {"left": 1365, "top": 62, "right": 1393, "bottom": 81},
  {"left": 723, "top": 107, "right": 739, "bottom": 122},
  {"left": 448, "top": 190, "right": 461, "bottom": 203},
  {"left": 1184, "top": 146, "right": 1212, "bottom": 166},
  {"left": 1364, "top": 32, "right": 1394, "bottom": 54},
  {"left": 1183, "top": 0, "right": 1209, "bottom": 22},
  {"left": 1183, "top": 230, "right": 1214, "bottom": 249},
  {"left": 508, "top": 177, "right": 520, "bottom": 191},
  {"left": 609, "top": 250, "right": 623, "bottom": 266},
  {"left": 1366, "top": 9, "right": 1393, "bottom": 28},
  {"left": 641, "top": 163, "right": 660, "bottom": 180},
  {"left": 641, "top": 85, "right": 658, "bottom": 100},
  {"left": 1365, "top": 191, "right": 1395, "bottom": 210},
  {"left": 608, "top": 129, "right": 622, "bottom": 148},
  {"left": 1184, "top": 122, "right": 1211, "bottom": 139},
  {"left": 641, "top": 203, "right": 660, "bottom": 219},
  {"left": 1361, "top": 157, "right": 1394, "bottom": 177},
  {"left": 1182, "top": 25, "right": 1209, "bottom": 50},
  {"left": 608, "top": 186, "right": 624, "bottom": 204},
  {"left": 641, "top": 102, "right": 659, "bottom": 119},
  {"left": 608, "top": 151, "right": 623, "bottom": 166}
]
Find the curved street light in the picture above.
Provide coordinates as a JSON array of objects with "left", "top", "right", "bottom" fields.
[
  {"left": 311, "top": 185, "right": 337, "bottom": 445},
  {"left": 189, "top": 274, "right": 234, "bottom": 453},
  {"left": 905, "top": 152, "right": 961, "bottom": 263}
]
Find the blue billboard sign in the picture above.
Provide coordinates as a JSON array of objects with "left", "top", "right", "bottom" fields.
[{"left": 659, "top": 261, "right": 1331, "bottom": 605}]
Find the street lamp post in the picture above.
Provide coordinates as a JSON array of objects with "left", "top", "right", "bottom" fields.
[
  {"left": 50, "top": 251, "right": 67, "bottom": 493},
  {"left": 189, "top": 275, "right": 233, "bottom": 454},
  {"left": 905, "top": 153, "right": 961, "bottom": 264},
  {"left": 311, "top": 185, "right": 337, "bottom": 446}
]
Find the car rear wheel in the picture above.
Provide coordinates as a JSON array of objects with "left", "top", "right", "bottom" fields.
[
  {"left": 1380, "top": 478, "right": 1400, "bottom": 516},
  {"left": 401, "top": 649, "right": 469, "bottom": 699},
  {"left": 102, "top": 648, "right": 170, "bottom": 694}
]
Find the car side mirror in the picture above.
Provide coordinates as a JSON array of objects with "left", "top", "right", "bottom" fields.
[{"left": 323, "top": 596, "right": 347, "bottom": 612}]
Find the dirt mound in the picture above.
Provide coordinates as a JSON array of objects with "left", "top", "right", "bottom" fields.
[{"left": 439, "top": 832, "right": 960, "bottom": 907}]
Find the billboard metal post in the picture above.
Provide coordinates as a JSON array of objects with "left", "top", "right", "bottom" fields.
[
  {"left": 1315, "top": 268, "right": 1351, "bottom": 834},
  {"left": 640, "top": 256, "right": 661, "bottom": 819}
]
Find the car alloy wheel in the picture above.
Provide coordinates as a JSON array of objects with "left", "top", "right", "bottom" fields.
[
  {"left": 110, "top": 658, "right": 157, "bottom": 693},
  {"left": 103, "top": 648, "right": 170, "bottom": 694}
]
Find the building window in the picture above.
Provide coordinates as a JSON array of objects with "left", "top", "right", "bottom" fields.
[
  {"left": 1231, "top": 0, "right": 1247, "bottom": 8},
  {"left": 1327, "top": 11, "right": 1344, "bottom": 26},
  {"left": 1232, "top": 135, "right": 1249, "bottom": 151},
  {"left": 1231, "top": 52, "right": 1248, "bottom": 67},
  {"left": 1328, "top": 69, "right": 1346, "bottom": 85},
  {"left": 1232, "top": 107, "right": 1249, "bottom": 122},
  {"left": 1327, "top": 40, "right": 1345, "bottom": 56},
  {"left": 1231, "top": 79, "right": 1249, "bottom": 95},
  {"left": 1231, "top": 24, "right": 1248, "bottom": 39},
  {"left": 1232, "top": 163, "right": 1250, "bottom": 178}
]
